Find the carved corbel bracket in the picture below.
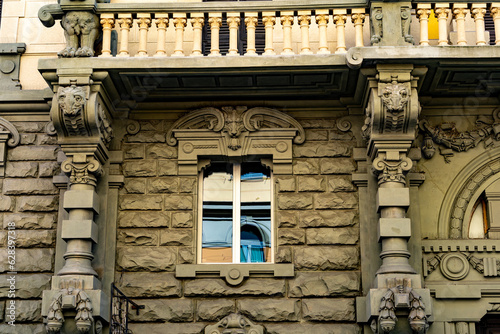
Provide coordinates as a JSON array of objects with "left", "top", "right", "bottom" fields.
[
  {"left": 204, "top": 313, "right": 265, "bottom": 334},
  {"left": 0, "top": 117, "right": 20, "bottom": 177}
]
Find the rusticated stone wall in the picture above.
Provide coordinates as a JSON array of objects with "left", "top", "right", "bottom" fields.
[
  {"left": 0, "top": 121, "right": 59, "bottom": 334},
  {"left": 116, "top": 117, "right": 361, "bottom": 334}
]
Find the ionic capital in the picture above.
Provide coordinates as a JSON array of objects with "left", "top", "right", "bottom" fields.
[
  {"left": 262, "top": 16, "right": 276, "bottom": 26},
  {"left": 351, "top": 13, "right": 366, "bottom": 24},
  {"left": 315, "top": 13, "right": 329, "bottom": 25}
]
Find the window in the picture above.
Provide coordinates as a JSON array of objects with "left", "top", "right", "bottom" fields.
[
  {"left": 200, "top": 160, "right": 272, "bottom": 263},
  {"left": 468, "top": 195, "right": 488, "bottom": 238}
]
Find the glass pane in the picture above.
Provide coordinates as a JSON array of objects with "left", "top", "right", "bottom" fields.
[
  {"left": 469, "top": 199, "right": 486, "bottom": 239},
  {"left": 202, "top": 162, "right": 233, "bottom": 263},
  {"left": 240, "top": 162, "right": 271, "bottom": 263}
]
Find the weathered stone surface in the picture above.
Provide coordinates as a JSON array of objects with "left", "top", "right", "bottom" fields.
[
  {"left": 266, "top": 323, "right": 361, "bottom": 334},
  {"left": 277, "top": 194, "right": 313, "bottom": 210},
  {"left": 197, "top": 299, "right": 235, "bottom": 321},
  {"left": 172, "top": 212, "right": 193, "bottom": 228},
  {"left": 179, "top": 177, "right": 196, "bottom": 193},
  {"left": 295, "top": 246, "right": 359, "bottom": 270},
  {"left": 299, "top": 119, "right": 336, "bottom": 129},
  {"left": 329, "top": 176, "right": 356, "bottom": 192},
  {"left": 0, "top": 230, "right": 55, "bottom": 248},
  {"left": 118, "top": 211, "right": 169, "bottom": 228},
  {"left": 129, "top": 299, "right": 193, "bottom": 322},
  {"left": 0, "top": 195, "right": 14, "bottom": 211},
  {"left": 306, "top": 227, "right": 359, "bottom": 245},
  {"left": 16, "top": 300, "right": 42, "bottom": 322},
  {"left": 165, "top": 195, "right": 193, "bottom": 210},
  {"left": 305, "top": 129, "right": 328, "bottom": 141},
  {"left": 278, "top": 229, "right": 305, "bottom": 245},
  {"left": 293, "top": 142, "right": 351, "bottom": 158},
  {"left": 298, "top": 176, "right": 325, "bottom": 192},
  {"left": 289, "top": 272, "right": 360, "bottom": 297},
  {"left": 123, "top": 143, "right": 145, "bottom": 159},
  {"left": 118, "top": 229, "right": 158, "bottom": 246},
  {"left": 293, "top": 159, "right": 319, "bottom": 175},
  {"left": 276, "top": 247, "right": 292, "bottom": 263},
  {"left": 158, "top": 160, "right": 177, "bottom": 176},
  {"left": 37, "top": 134, "right": 58, "bottom": 145},
  {"left": 160, "top": 229, "right": 192, "bottom": 246},
  {"left": 314, "top": 193, "right": 357, "bottom": 209},
  {"left": 0, "top": 274, "right": 50, "bottom": 298},
  {"left": 146, "top": 143, "right": 177, "bottom": 159},
  {"left": 277, "top": 211, "right": 298, "bottom": 228},
  {"left": 124, "top": 178, "right": 146, "bottom": 194},
  {"left": 0, "top": 248, "right": 53, "bottom": 272},
  {"left": 128, "top": 323, "right": 206, "bottom": 334},
  {"left": 20, "top": 134, "right": 37, "bottom": 145},
  {"left": 127, "top": 132, "right": 166, "bottom": 143},
  {"left": 16, "top": 196, "right": 58, "bottom": 212},
  {"left": 5, "top": 162, "right": 37, "bottom": 177},
  {"left": 319, "top": 158, "right": 356, "bottom": 174},
  {"left": 7, "top": 146, "right": 58, "bottom": 161},
  {"left": 184, "top": 278, "right": 285, "bottom": 297},
  {"left": 178, "top": 247, "right": 194, "bottom": 264},
  {"left": 329, "top": 129, "right": 355, "bottom": 140},
  {"left": 118, "top": 272, "right": 181, "bottom": 297},
  {"left": 0, "top": 300, "right": 4, "bottom": 321},
  {"left": 3, "top": 179, "right": 58, "bottom": 195},
  {"left": 140, "top": 120, "right": 164, "bottom": 131},
  {"left": 3, "top": 213, "right": 56, "bottom": 229},
  {"left": 11, "top": 122, "right": 44, "bottom": 133},
  {"left": 302, "top": 298, "right": 355, "bottom": 321},
  {"left": 0, "top": 324, "right": 45, "bottom": 334},
  {"left": 239, "top": 299, "right": 299, "bottom": 321},
  {"left": 119, "top": 195, "right": 163, "bottom": 210},
  {"left": 276, "top": 176, "right": 296, "bottom": 192},
  {"left": 148, "top": 177, "right": 179, "bottom": 193},
  {"left": 300, "top": 210, "right": 356, "bottom": 228},
  {"left": 117, "top": 247, "right": 176, "bottom": 271},
  {"left": 122, "top": 160, "right": 157, "bottom": 177},
  {"left": 38, "top": 162, "right": 60, "bottom": 177}
]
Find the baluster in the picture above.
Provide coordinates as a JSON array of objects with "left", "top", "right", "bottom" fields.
[
  {"left": 154, "top": 13, "right": 169, "bottom": 57},
  {"left": 298, "top": 11, "right": 312, "bottom": 54},
  {"left": 227, "top": 13, "right": 241, "bottom": 56},
  {"left": 117, "top": 14, "right": 133, "bottom": 57},
  {"left": 453, "top": 4, "right": 469, "bottom": 46},
  {"left": 244, "top": 13, "right": 258, "bottom": 56},
  {"left": 280, "top": 11, "right": 295, "bottom": 55},
  {"left": 191, "top": 13, "right": 204, "bottom": 56},
  {"left": 208, "top": 13, "right": 222, "bottom": 56},
  {"left": 492, "top": 4, "right": 500, "bottom": 45},
  {"left": 435, "top": 4, "right": 450, "bottom": 46},
  {"left": 333, "top": 9, "right": 347, "bottom": 53},
  {"left": 351, "top": 9, "right": 366, "bottom": 48},
  {"left": 472, "top": 4, "right": 487, "bottom": 45},
  {"left": 316, "top": 10, "right": 330, "bottom": 54},
  {"left": 172, "top": 13, "right": 187, "bottom": 57},
  {"left": 136, "top": 14, "right": 151, "bottom": 57},
  {"left": 416, "top": 4, "right": 431, "bottom": 46},
  {"left": 100, "top": 14, "right": 115, "bottom": 57},
  {"left": 262, "top": 12, "right": 276, "bottom": 56}
]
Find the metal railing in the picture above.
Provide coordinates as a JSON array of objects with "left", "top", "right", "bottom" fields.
[{"left": 110, "top": 283, "right": 144, "bottom": 334}]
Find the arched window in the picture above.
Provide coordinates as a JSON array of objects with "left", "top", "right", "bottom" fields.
[{"left": 468, "top": 195, "right": 488, "bottom": 239}]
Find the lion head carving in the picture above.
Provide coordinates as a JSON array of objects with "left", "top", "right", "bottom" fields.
[
  {"left": 58, "top": 85, "right": 86, "bottom": 116},
  {"left": 381, "top": 83, "right": 409, "bottom": 113}
]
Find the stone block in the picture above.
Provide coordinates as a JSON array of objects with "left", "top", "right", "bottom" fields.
[
  {"left": 0, "top": 300, "right": 3, "bottom": 321},
  {"left": 0, "top": 324, "right": 45, "bottom": 334},
  {"left": 378, "top": 218, "right": 411, "bottom": 239},
  {"left": 277, "top": 194, "right": 313, "bottom": 210},
  {"left": 314, "top": 193, "right": 357, "bottom": 209},
  {"left": 179, "top": 177, "right": 197, "bottom": 193},
  {"left": 295, "top": 246, "right": 359, "bottom": 270},
  {"left": 119, "top": 195, "right": 163, "bottom": 211},
  {"left": 179, "top": 247, "right": 194, "bottom": 264},
  {"left": 292, "top": 159, "right": 320, "bottom": 175},
  {"left": 7, "top": 146, "right": 58, "bottom": 161},
  {"left": 306, "top": 227, "right": 359, "bottom": 245},
  {"left": 276, "top": 176, "right": 296, "bottom": 192},
  {"left": 146, "top": 143, "right": 178, "bottom": 159},
  {"left": 117, "top": 272, "right": 181, "bottom": 297},
  {"left": 278, "top": 229, "right": 305, "bottom": 245},
  {"left": 276, "top": 247, "right": 292, "bottom": 263},
  {"left": 129, "top": 299, "right": 193, "bottom": 322},
  {"left": 319, "top": 158, "right": 356, "bottom": 174},
  {"left": 124, "top": 178, "right": 146, "bottom": 194},
  {"left": 117, "top": 247, "right": 176, "bottom": 271},
  {"left": 266, "top": 324, "right": 361, "bottom": 334},
  {"left": 293, "top": 142, "right": 351, "bottom": 158},
  {"left": 305, "top": 129, "right": 328, "bottom": 141},
  {"left": 329, "top": 129, "right": 355, "bottom": 140},
  {"left": 298, "top": 176, "right": 325, "bottom": 192},
  {"left": 329, "top": 176, "right": 356, "bottom": 192},
  {"left": 123, "top": 143, "right": 145, "bottom": 159},
  {"left": 38, "top": 162, "right": 60, "bottom": 177},
  {"left": 11, "top": 122, "right": 44, "bottom": 133},
  {"left": 17, "top": 196, "right": 58, "bottom": 212},
  {"left": 3, "top": 213, "right": 55, "bottom": 229},
  {"left": 127, "top": 132, "right": 166, "bottom": 143},
  {"left": 118, "top": 228, "right": 158, "bottom": 246},
  {"left": 299, "top": 119, "right": 336, "bottom": 129},
  {"left": 160, "top": 229, "right": 192, "bottom": 246},
  {"left": 277, "top": 211, "right": 298, "bottom": 228},
  {"left": 18, "top": 135, "right": 35, "bottom": 146},
  {"left": 165, "top": 194, "right": 193, "bottom": 210},
  {"left": 376, "top": 187, "right": 410, "bottom": 210},
  {"left": 300, "top": 210, "right": 356, "bottom": 228},
  {"left": 238, "top": 299, "right": 300, "bottom": 321},
  {"left": 0, "top": 195, "right": 14, "bottom": 211},
  {"left": 148, "top": 177, "right": 179, "bottom": 193},
  {"left": 140, "top": 120, "right": 164, "bottom": 131},
  {"left": 289, "top": 272, "right": 360, "bottom": 297},
  {"left": 37, "top": 134, "right": 57, "bottom": 145},
  {"left": 184, "top": 278, "right": 286, "bottom": 297},
  {"left": 118, "top": 211, "right": 169, "bottom": 227},
  {"left": 15, "top": 300, "right": 42, "bottom": 322},
  {"left": 158, "top": 160, "right": 177, "bottom": 176},
  {"left": 0, "top": 274, "right": 50, "bottom": 298},
  {"left": 3, "top": 178, "right": 58, "bottom": 195},
  {"left": 172, "top": 212, "right": 193, "bottom": 228},
  {"left": 197, "top": 299, "right": 235, "bottom": 321},
  {"left": 302, "top": 298, "right": 355, "bottom": 321},
  {"left": 0, "top": 248, "right": 53, "bottom": 272},
  {"left": 64, "top": 190, "right": 99, "bottom": 213},
  {"left": 5, "top": 162, "right": 37, "bottom": 177},
  {"left": 3, "top": 230, "right": 55, "bottom": 248},
  {"left": 122, "top": 160, "right": 157, "bottom": 177},
  {"left": 128, "top": 323, "right": 206, "bottom": 334},
  {"left": 60, "top": 220, "right": 96, "bottom": 242}
]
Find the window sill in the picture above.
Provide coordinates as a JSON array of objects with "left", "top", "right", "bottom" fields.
[{"left": 175, "top": 263, "right": 294, "bottom": 285}]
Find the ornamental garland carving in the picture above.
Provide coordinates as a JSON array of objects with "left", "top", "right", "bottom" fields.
[{"left": 204, "top": 313, "right": 264, "bottom": 334}]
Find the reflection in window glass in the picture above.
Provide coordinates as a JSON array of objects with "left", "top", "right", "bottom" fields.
[{"left": 469, "top": 197, "right": 487, "bottom": 239}]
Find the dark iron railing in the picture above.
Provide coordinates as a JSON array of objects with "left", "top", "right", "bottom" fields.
[{"left": 110, "top": 283, "right": 144, "bottom": 334}]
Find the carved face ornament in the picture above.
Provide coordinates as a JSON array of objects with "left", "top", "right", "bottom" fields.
[
  {"left": 381, "top": 83, "right": 409, "bottom": 113},
  {"left": 59, "top": 86, "right": 86, "bottom": 116}
]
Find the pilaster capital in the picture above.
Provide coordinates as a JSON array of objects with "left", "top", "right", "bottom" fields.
[
  {"left": 262, "top": 16, "right": 276, "bottom": 26},
  {"left": 245, "top": 16, "right": 258, "bottom": 27},
  {"left": 351, "top": 12, "right": 366, "bottom": 24},
  {"left": 117, "top": 16, "right": 133, "bottom": 29},
  {"left": 227, "top": 16, "right": 241, "bottom": 27},
  {"left": 61, "top": 153, "right": 103, "bottom": 186},
  {"left": 173, "top": 16, "right": 187, "bottom": 28}
]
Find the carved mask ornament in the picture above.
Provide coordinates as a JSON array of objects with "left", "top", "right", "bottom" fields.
[
  {"left": 382, "top": 82, "right": 409, "bottom": 113},
  {"left": 59, "top": 85, "right": 86, "bottom": 116}
]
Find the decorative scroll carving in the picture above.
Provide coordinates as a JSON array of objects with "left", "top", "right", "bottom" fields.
[
  {"left": 204, "top": 313, "right": 264, "bottom": 334},
  {"left": 0, "top": 117, "right": 20, "bottom": 177},
  {"left": 59, "top": 11, "right": 99, "bottom": 57},
  {"left": 45, "top": 121, "right": 57, "bottom": 136},
  {"left": 372, "top": 151, "right": 413, "bottom": 185},
  {"left": 61, "top": 154, "right": 102, "bottom": 186},
  {"left": 126, "top": 120, "right": 141, "bottom": 135},
  {"left": 401, "top": 7, "right": 414, "bottom": 44},
  {"left": 371, "top": 7, "right": 383, "bottom": 45},
  {"left": 336, "top": 116, "right": 352, "bottom": 132}
]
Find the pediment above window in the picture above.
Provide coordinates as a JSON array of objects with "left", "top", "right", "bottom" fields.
[{"left": 167, "top": 106, "right": 305, "bottom": 175}]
